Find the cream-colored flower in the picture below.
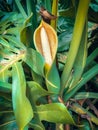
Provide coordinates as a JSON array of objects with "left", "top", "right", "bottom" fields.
[{"left": 34, "top": 20, "right": 58, "bottom": 70}]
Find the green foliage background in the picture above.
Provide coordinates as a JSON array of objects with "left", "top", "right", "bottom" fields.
[{"left": 0, "top": 0, "right": 98, "bottom": 130}]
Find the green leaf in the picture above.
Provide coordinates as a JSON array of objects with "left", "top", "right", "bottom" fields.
[
  {"left": 0, "top": 98, "right": 12, "bottom": 111},
  {"left": 0, "top": 37, "right": 26, "bottom": 75},
  {"left": 79, "top": 120, "right": 91, "bottom": 130},
  {"left": 46, "top": 62, "right": 60, "bottom": 94},
  {"left": 36, "top": 103, "right": 75, "bottom": 125},
  {"left": 0, "top": 91, "right": 11, "bottom": 101},
  {"left": 14, "top": 0, "right": 27, "bottom": 19},
  {"left": 74, "top": 92, "right": 98, "bottom": 100},
  {"left": 24, "top": 48, "right": 45, "bottom": 76},
  {"left": 64, "top": 64, "right": 98, "bottom": 101},
  {"left": 0, "top": 48, "right": 26, "bottom": 75},
  {"left": 31, "top": 71, "right": 43, "bottom": 86},
  {"left": 0, "top": 112, "right": 18, "bottom": 130},
  {"left": 27, "top": 81, "right": 50, "bottom": 103},
  {"left": 90, "top": 2, "right": 98, "bottom": 12},
  {"left": 86, "top": 48, "right": 98, "bottom": 67},
  {"left": 20, "top": 13, "right": 33, "bottom": 47},
  {"left": 12, "top": 62, "right": 33, "bottom": 129},
  {"left": 65, "top": 22, "right": 87, "bottom": 96},
  {"left": 59, "top": 7, "right": 75, "bottom": 18},
  {"left": 58, "top": 29, "right": 72, "bottom": 51},
  {"left": 0, "top": 81, "right": 11, "bottom": 91},
  {"left": 60, "top": 0, "right": 90, "bottom": 96},
  {"left": 71, "top": 103, "right": 98, "bottom": 125},
  {"left": 29, "top": 118, "right": 45, "bottom": 130},
  {"left": 20, "top": 26, "right": 33, "bottom": 47}
]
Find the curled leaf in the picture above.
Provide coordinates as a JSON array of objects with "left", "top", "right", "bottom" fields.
[{"left": 34, "top": 20, "right": 58, "bottom": 70}]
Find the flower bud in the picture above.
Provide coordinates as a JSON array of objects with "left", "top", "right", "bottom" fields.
[{"left": 34, "top": 20, "right": 58, "bottom": 70}]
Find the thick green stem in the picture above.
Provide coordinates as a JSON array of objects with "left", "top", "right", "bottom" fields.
[
  {"left": 51, "top": 0, "right": 58, "bottom": 30},
  {"left": 60, "top": 0, "right": 90, "bottom": 96}
]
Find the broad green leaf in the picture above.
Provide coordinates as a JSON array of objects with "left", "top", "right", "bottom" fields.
[
  {"left": 36, "top": 103, "right": 75, "bottom": 125},
  {"left": 46, "top": 62, "right": 60, "bottom": 94},
  {"left": 24, "top": 48, "right": 45, "bottom": 76},
  {"left": 27, "top": 81, "right": 50, "bottom": 103},
  {"left": 0, "top": 37, "right": 26, "bottom": 75},
  {"left": 12, "top": 62, "right": 33, "bottom": 129}
]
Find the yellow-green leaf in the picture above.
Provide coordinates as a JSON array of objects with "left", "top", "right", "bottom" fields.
[{"left": 12, "top": 62, "right": 33, "bottom": 130}]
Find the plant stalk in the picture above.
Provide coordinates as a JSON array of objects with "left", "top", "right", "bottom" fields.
[
  {"left": 51, "top": 0, "right": 58, "bottom": 30},
  {"left": 60, "top": 0, "right": 90, "bottom": 96}
]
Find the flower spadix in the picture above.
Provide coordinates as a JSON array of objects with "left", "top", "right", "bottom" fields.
[{"left": 34, "top": 20, "right": 58, "bottom": 70}]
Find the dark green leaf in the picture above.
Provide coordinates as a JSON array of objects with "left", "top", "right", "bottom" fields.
[
  {"left": 46, "top": 62, "right": 60, "bottom": 94},
  {"left": 74, "top": 92, "right": 98, "bottom": 100},
  {"left": 0, "top": 112, "right": 18, "bottom": 130}
]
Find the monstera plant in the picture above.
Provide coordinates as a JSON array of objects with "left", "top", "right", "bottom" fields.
[{"left": 0, "top": 0, "right": 98, "bottom": 130}]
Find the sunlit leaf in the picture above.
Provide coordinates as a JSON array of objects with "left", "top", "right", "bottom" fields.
[
  {"left": 12, "top": 62, "right": 33, "bottom": 129},
  {"left": 36, "top": 103, "right": 75, "bottom": 125}
]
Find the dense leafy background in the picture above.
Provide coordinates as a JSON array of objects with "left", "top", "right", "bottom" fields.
[{"left": 0, "top": 0, "right": 98, "bottom": 130}]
